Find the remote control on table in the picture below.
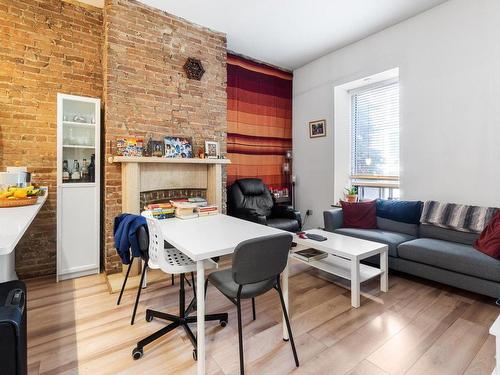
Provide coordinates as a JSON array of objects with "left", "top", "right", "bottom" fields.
[{"left": 305, "top": 233, "right": 327, "bottom": 241}]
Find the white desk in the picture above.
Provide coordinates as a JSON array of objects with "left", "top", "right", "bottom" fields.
[
  {"left": 158, "top": 214, "right": 288, "bottom": 375},
  {"left": 0, "top": 193, "right": 47, "bottom": 282}
]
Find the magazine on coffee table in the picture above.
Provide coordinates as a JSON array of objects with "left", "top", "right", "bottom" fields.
[{"left": 293, "top": 248, "right": 328, "bottom": 262}]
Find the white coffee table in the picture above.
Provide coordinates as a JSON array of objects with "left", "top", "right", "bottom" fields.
[{"left": 292, "top": 228, "right": 389, "bottom": 308}]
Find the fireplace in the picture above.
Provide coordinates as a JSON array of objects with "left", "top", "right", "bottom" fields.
[
  {"left": 111, "top": 156, "right": 230, "bottom": 215},
  {"left": 107, "top": 156, "right": 231, "bottom": 284}
]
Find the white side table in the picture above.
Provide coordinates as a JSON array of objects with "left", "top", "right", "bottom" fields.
[{"left": 491, "top": 314, "right": 500, "bottom": 375}]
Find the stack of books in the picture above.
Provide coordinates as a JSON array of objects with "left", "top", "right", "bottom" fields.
[
  {"left": 144, "top": 203, "right": 175, "bottom": 219},
  {"left": 172, "top": 201, "right": 198, "bottom": 220},
  {"left": 293, "top": 248, "right": 328, "bottom": 262},
  {"left": 197, "top": 205, "right": 218, "bottom": 217}
]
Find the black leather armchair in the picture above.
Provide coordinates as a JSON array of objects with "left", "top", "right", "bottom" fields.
[{"left": 228, "top": 178, "right": 301, "bottom": 232}]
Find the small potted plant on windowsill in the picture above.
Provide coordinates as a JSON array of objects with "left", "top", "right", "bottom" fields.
[{"left": 344, "top": 186, "right": 358, "bottom": 203}]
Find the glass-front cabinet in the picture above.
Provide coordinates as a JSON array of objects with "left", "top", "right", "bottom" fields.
[
  {"left": 60, "top": 98, "right": 97, "bottom": 184},
  {"left": 57, "top": 93, "right": 100, "bottom": 281}
]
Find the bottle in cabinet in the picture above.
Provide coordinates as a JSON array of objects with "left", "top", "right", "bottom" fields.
[
  {"left": 81, "top": 159, "right": 89, "bottom": 182},
  {"left": 88, "top": 154, "right": 95, "bottom": 183},
  {"left": 62, "top": 158, "right": 96, "bottom": 183},
  {"left": 71, "top": 160, "right": 81, "bottom": 181},
  {"left": 62, "top": 160, "right": 70, "bottom": 181}
]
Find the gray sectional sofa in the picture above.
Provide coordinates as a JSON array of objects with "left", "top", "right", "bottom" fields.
[{"left": 324, "top": 208, "right": 500, "bottom": 298}]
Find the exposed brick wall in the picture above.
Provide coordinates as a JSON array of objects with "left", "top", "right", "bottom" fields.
[
  {"left": 0, "top": 0, "right": 103, "bottom": 278},
  {"left": 103, "top": 0, "right": 227, "bottom": 273}
]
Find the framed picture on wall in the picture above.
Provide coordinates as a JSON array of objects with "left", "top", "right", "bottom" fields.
[{"left": 309, "top": 119, "right": 326, "bottom": 138}]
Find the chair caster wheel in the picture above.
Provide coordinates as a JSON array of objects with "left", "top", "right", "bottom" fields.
[
  {"left": 132, "top": 347, "right": 143, "bottom": 360},
  {"left": 192, "top": 349, "right": 197, "bottom": 361},
  {"left": 220, "top": 320, "right": 227, "bottom": 327},
  {"left": 145, "top": 313, "right": 153, "bottom": 322}
]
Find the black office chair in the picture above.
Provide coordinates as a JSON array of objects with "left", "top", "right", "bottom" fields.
[
  {"left": 228, "top": 178, "right": 301, "bottom": 232},
  {"left": 116, "top": 225, "right": 179, "bottom": 325},
  {"left": 207, "top": 233, "right": 299, "bottom": 375}
]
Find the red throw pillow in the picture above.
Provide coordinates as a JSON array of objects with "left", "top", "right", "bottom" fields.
[
  {"left": 340, "top": 200, "right": 377, "bottom": 229},
  {"left": 474, "top": 210, "right": 500, "bottom": 260}
]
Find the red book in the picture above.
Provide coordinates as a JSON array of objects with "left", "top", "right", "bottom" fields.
[
  {"left": 199, "top": 206, "right": 218, "bottom": 212},
  {"left": 170, "top": 198, "right": 189, "bottom": 203}
]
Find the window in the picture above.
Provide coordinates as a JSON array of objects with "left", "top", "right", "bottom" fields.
[{"left": 350, "top": 80, "right": 400, "bottom": 199}]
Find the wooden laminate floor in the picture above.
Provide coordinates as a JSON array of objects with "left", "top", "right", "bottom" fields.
[{"left": 25, "top": 258, "right": 498, "bottom": 375}]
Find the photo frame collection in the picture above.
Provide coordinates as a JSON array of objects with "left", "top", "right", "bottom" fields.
[{"left": 116, "top": 136, "right": 221, "bottom": 159}]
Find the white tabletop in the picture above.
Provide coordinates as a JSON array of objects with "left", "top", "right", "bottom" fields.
[
  {"left": 491, "top": 314, "right": 500, "bottom": 336},
  {"left": 0, "top": 193, "right": 48, "bottom": 255},
  {"left": 293, "top": 228, "right": 387, "bottom": 259},
  {"left": 158, "top": 214, "right": 286, "bottom": 261}
]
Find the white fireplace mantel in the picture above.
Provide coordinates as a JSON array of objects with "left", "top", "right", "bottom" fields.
[{"left": 111, "top": 156, "right": 231, "bottom": 165}]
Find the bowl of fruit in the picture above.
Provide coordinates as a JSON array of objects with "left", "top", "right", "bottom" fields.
[{"left": 0, "top": 186, "right": 45, "bottom": 208}]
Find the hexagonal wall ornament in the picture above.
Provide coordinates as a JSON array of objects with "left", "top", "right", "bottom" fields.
[{"left": 183, "top": 57, "right": 205, "bottom": 80}]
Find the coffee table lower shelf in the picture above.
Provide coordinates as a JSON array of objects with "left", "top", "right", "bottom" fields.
[{"left": 291, "top": 253, "right": 382, "bottom": 283}]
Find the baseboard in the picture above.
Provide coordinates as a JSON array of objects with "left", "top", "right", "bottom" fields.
[{"left": 58, "top": 267, "right": 99, "bottom": 281}]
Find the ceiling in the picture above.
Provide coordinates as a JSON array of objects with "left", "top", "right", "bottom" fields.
[{"left": 81, "top": 0, "right": 449, "bottom": 70}]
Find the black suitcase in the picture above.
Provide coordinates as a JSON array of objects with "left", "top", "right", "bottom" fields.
[{"left": 0, "top": 280, "right": 27, "bottom": 375}]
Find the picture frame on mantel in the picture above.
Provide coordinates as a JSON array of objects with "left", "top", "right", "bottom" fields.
[
  {"left": 309, "top": 119, "right": 326, "bottom": 138},
  {"left": 205, "top": 140, "right": 220, "bottom": 159},
  {"left": 164, "top": 136, "right": 193, "bottom": 158}
]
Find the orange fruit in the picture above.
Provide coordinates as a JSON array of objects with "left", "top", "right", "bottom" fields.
[{"left": 14, "top": 189, "right": 28, "bottom": 198}]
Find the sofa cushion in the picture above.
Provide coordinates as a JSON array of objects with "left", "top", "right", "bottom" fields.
[
  {"left": 419, "top": 224, "right": 478, "bottom": 245},
  {"left": 398, "top": 238, "right": 500, "bottom": 283},
  {"left": 333, "top": 228, "right": 415, "bottom": 257},
  {"left": 376, "top": 199, "right": 423, "bottom": 224},
  {"left": 474, "top": 210, "right": 500, "bottom": 260},
  {"left": 377, "top": 217, "right": 419, "bottom": 237},
  {"left": 340, "top": 200, "right": 377, "bottom": 229}
]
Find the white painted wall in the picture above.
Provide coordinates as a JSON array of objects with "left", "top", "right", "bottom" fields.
[{"left": 293, "top": 0, "right": 500, "bottom": 229}]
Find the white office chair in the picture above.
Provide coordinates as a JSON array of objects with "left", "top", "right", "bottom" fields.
[
  {"left": 132, "top": 214, "right": 228, "bottom": 361},
  {"left": 116, "top": 212, "right": 175, "bottom": 326}
]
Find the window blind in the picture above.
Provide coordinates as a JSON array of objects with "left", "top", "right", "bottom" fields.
[{"left": 351, "top": 81, "right": 400, "bottom": 179}]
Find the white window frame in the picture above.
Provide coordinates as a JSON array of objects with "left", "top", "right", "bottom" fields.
[{"left": 349, "top": 78, "right": 400, "bottom": 199}]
